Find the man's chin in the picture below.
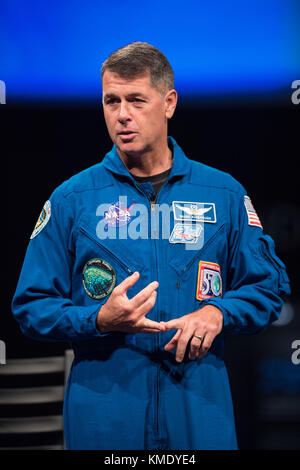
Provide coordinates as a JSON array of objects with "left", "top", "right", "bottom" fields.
[{"left": 116, "top": 141, "right": 143, "bottom": 157}]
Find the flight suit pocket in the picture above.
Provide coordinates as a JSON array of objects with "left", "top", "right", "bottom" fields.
[
  {"left": 72, "top": 226, "right": 142, "bottom": 352},
  {"left": 75, "top": 225, "right": 140, "bottom": 303},
  {"left": 172, "top": 224, "right": 227, "bottom": 315}
]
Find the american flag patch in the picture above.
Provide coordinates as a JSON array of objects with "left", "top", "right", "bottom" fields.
[{"left": 244, "top": 196, "right": 263, "bottom": 228}]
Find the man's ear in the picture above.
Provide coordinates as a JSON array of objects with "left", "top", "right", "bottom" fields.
[{"left": 165, "top": 89, "right": 178, "bottom": 119}]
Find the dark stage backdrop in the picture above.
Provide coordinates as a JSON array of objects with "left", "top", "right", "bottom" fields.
[{"left": 3, "top": 100, "right": 300, "bottom": 449}]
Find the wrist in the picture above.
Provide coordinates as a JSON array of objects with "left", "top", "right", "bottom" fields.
[
  {"left": 96, "top": 305, "right": 110, "bottom": 334},
  {"left": 198, "top": 304, "right": 224, "bottom": 331}
]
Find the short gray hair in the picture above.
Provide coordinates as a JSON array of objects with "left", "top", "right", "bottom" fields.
[{"left": 101, "top": 42, "right": 174, "bottom": 94}]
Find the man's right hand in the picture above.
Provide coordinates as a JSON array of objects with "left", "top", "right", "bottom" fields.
[{"left": 96, "top": 271, "right": 164, "bottom": 334}]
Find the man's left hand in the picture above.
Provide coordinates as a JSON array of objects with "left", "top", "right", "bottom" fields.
[{"left": 162, "top": 305, "right": 223, "bottom": 363}]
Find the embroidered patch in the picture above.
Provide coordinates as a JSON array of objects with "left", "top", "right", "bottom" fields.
[
  {"left": 244, "top": 196, "right": 263, "bottom": 228},
  {"left": 30, "top": 200, "right": 51, "bottom": 239},
  {"left": 100, "top": 201, "right": 134, "bottom": 228},
  {"left": 82, "top": 258, "right": 116, "bottom": 300},
  {"left": 169, "top": 223, "right": 202, "bottom": 244},
  {"left": 196, "top": 261, "right": 222, "bottom": 300},
  {"left": 173, "top": 201, "right": 216, "bottom": 223}
]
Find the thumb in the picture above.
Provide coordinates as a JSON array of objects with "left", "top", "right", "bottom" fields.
[
  {"left": 161, "top": 318, "right": 184, "bottom": 331},
  {"left": 118, "top": 271, "right": 140, "bottom": 293}
]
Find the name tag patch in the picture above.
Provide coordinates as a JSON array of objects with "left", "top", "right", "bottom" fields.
[
  {"left": 173, "top": 201, "right": 216, "bottom": 223},
  {"left": 169, "top": 223, "right": 202, "bottom": 244},
  {"left": 196, "top": 261, "right": 222, "bottom": 300}
]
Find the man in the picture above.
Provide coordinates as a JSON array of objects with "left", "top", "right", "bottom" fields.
[{"left": 12, "top": 42, "right": 290, "bottom": 450}]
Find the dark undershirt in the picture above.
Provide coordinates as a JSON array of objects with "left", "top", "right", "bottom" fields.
[{"left": 131, "top": 168, "right": 171, "bottom": 201}]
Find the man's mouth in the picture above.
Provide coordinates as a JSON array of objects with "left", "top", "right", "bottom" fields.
[{"left": 118, "top": 131, "right": 137, "bottom": 138}]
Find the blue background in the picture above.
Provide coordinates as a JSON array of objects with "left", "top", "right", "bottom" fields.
[{"left": 1, "top": 0, "right": 300, "bottom": 101}]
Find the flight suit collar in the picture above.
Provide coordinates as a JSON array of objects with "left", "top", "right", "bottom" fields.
[{"left": 101, "top": 136, "right": 191, "bottom": 182}]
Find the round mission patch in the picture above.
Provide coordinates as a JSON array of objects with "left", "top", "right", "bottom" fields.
[
  {"left": 82, "top": 258, "right": 116, "bottom": 300},
  {"left": 30, "top": 200, "right": 51, "bottom": 239},
  {"left": 211, "top": 273, "right": 222, "bottom": 296}
]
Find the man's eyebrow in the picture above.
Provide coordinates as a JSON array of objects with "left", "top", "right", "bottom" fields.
[
  {"left": 126, "top": 92, "right": 147, "bottom": 99},
  {"left": 103, "top": 93, "right": 117, "bottom": 101},
  {"left": 103, "top": 92, "right": 147, "bottom": 101}
]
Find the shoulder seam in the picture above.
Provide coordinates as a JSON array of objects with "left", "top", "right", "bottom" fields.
[
  {"left": 62, "top": 183, "right": 114, "bottom": 199},
  {"left": 187, "top": 182, "right": 241, "bottom": 194}
]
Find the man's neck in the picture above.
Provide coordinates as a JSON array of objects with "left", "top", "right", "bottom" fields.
[{"left": 117, "top": 142, "right": 173, "bottom": 177}]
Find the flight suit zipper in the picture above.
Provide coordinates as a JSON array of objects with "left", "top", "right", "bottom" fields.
[
  {"left": 130, "top": 178, "right": 162, "bottom": 443},
  {"left": 150, "top": 196, "right": 160, "bottom": 440}
]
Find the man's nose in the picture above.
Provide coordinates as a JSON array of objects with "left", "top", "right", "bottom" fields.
[{"left": 118, "top": 101, "right": 131, "bottom": 123}]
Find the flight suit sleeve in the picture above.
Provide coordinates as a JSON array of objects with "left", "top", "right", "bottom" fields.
[
  {"left": 203, "top": 186, "right": 291, "bottom": 335},
  {"left": 11, "top": 188, "right": 108, "bottom": 342}
]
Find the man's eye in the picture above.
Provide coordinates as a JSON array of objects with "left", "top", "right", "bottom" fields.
[
  {"left": 131, "top": 98, "right": 144, "bottom": 103},
  {"left": 104, "top": 97, "right": 119, "bottom": 105},
  {"left": 134, "top": 99, "right": 146, "bottom": 105}
]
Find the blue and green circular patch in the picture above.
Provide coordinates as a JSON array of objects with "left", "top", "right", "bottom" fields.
[{"left": 82, "top": 258, "right": 116, "bottom": 300}]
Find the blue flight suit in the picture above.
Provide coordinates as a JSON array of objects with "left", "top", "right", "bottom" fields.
[{"left": 11, "top": 137, "right": 290, "bottom": 450}]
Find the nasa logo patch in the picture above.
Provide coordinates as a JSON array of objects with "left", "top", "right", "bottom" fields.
[
  {"left": 82, "top": 258, "right": 116, "bottom": 300},
  {"left": 196, "top": 261, "right": 222, "bottom": 300},
  {"left": 30, "top": 200, "right": 51, "bottom": 239},
  {"left": 101, "top": 201, "right": 134, "bottom": 227}
]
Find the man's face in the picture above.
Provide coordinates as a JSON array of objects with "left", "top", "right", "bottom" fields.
[{"left": 102, "top": 70, "right": 176, "bottom": 156}]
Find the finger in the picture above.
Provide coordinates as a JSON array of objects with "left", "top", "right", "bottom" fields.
[
  {"left": 130, "top": 280, "right": 159, "bottom": 310},
  {"left": 117, "top": 271, "right": 140, "bottom": 294},
  {"left": 135, "top": 290, "right": 157, "bottom": 318},
  {"left": 135, "top": 294, "right": 164, "bottom": 331},
  {"left": 189, "top": 334, "right": 204, "bottom": 360},
  {"left": 162, "top": 318, "right": 185, "bottom": 331},
  {"left": 164, "top": 328, "right": 182, "bottom": 351},
  {"left": 175, "top": 327, "right": 195, "bottom": 363},
  {"left": 197, "top": 333, "right": 214, "bottom": 359},
  {"left": 139, "top": 318, "right": 166, "bottom": 332}
]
